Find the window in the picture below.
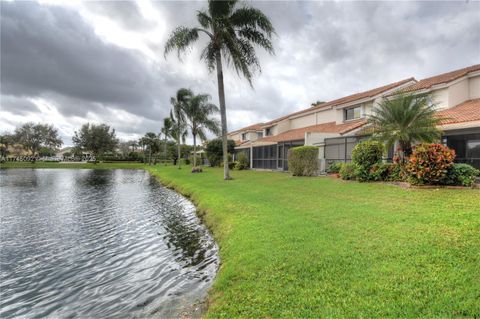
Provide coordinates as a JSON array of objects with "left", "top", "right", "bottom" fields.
[
  {"left": 257, "top": 132, "right": 263, "bottom": 138},
  {"left": 345, "top": 106, "right": 362, "bottom": 121},
  {"left": 241, "top": 133, "right": 247, "bottom": 141},
  {"left": 265, "top": 128, "right": 272, "bottom": 136}
]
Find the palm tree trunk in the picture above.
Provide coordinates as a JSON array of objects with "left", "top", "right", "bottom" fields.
[
  {"left": 149, "top": 147, "right": 152, "bottom": 166},
  {"left": 215, "top": 50, "right": 231, "bottom": 180},
  {"left": 164, "top": 136, "right": 168, "bottom": 166},
  {"left": 193, "top": 133, "right": 197, "bottom": 168},
  {"left": 177, "top": 138, "right": 181, "bottom": 169}
]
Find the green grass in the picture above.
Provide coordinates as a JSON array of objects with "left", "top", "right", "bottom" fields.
[
  {"left": 146, "top": 166, "right": 480, "bottom": 318},
  {"left": 3, "top": 162, "right": 479, "bottom": 317}
]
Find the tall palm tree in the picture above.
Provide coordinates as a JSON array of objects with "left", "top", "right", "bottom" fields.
[
  {"left": 183, "top": 93, "right": 220, "bottom": 169},
  {"left": 170, "top": 88, "right": 192, "bottom": 169},
  {"left": 368, "top": 93, "right": 442, "bottom": 163},
  {"left": 164, "top": 0, "right": 275, "bottom": 180},
  {"left": 161, "top": 117, "right": 173, "bottom": 165}
]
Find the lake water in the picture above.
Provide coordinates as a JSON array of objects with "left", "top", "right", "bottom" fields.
[{"left": 0, "top": 169, "right": 219, "bottom": 318}]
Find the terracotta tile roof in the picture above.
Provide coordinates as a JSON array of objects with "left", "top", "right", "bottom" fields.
[
  {"left": 228, "top": 123, "right": 264, "bottom": 135},
  {"left": 402, "top": 64, "right": 480, "bottom": 93},
  {"left": 437, "top": 99, "right": 480, "bottom": 125},
  {"left": 262, "top": 78, "right": 415, "bottom": 126},
  {"left": 256, "top": 119, "right": 367, "bottom": 143}
]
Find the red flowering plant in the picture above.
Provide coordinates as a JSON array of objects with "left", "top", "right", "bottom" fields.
[{"left": 406, "top": 143, "right": 456, "bottom": 185}]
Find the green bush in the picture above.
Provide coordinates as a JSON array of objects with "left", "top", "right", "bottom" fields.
[
  {"left": 206, "top": 138, "right": 236, "bottom": 167},
  {"left": 189, "top": 154, "right": 203, "bottom": 166},
  {"left": 406, "top": 143, "right": 455, "bottom": 185},
  {"left": 339, "top": 163, "right": 356, "bottom": 180},
  {"left": 445, "top": 163, "right": 479, "bottom": 187},
  {"left": 352, "top": 141, "right": 384, "bottom": 182},
  {"left": 288, "top": 146, "right": 319, "bottom": 176},
  {"left": 387, "top": 163, "right": 406, "bottom": 182},
  {"left": 369, "top": 163, "right": 391, "bottom": 181},
  {"left": 328, "top": 162, "right": 344, "bottom": 174},
  {"left": 235, "top": 152, "right": 249, "bottom": 170}
]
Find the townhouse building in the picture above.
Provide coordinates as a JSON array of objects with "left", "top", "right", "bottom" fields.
[{"left": 228, "top": 64, "right": 480, "bottom": 171}]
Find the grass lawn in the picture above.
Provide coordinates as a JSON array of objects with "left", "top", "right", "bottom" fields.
[
  {"left": 147, "top": 166, "right": 480, "bottom": 318},
  {"left": 3, "top": 162, "right": 479, "bottom": 317}
]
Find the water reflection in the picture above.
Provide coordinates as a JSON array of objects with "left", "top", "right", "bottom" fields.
[{"left": 0, "top": 169, "right": 218, "bottom": 319}]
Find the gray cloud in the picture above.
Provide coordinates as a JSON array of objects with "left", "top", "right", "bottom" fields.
[
  {"left": 1, "top": 0, "right": 479, "bottom": 143},
  {"left": 0, "top": 95, "right": 39, "bottom": 115}
]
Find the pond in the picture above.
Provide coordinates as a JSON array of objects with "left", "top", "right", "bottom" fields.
[{"left": 0, "top": 169, "right": 219, "bottom": 318}]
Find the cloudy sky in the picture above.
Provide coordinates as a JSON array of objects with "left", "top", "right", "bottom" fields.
[{"left": 1, "top": 0, "right": 479, "bottom": 145}]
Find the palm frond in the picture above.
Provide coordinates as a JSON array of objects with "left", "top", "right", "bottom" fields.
[
  {"left": 164, "top": 27, "right": 199, "bottom": 59},
  {"left": 230, "top": 7, "right": 276, "bottom": 37}
]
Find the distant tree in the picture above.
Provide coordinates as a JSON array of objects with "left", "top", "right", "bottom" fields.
[
  {"left": 118, "top": 141, "right": 131, "bottom": 158},
  {"left": 165, "top": 0, "right": 275, "bottom": 180},
  {"left": 14, "top": 123, "right": 62, "bottom": 156},
  {"left": 0, "top": 133, "right": 15, "bottom": 157},
  {"left": 72, "top": 123, "right": 118, "bottom": 162},
  {"left": 142, "top": 132, "right": 162, "bottom": 165},
  {"left": 183, "top": 93, "right": 220, "bottom": 169},
  {"left": 205, "top": 138, "right": 235, "bottom": 167},
  {"left": 129, "top": 140, "right": 139, "bottom": 152},
  {"left": 170, "top": 88, "right": 192, "bottom": 169},
  {"left": 161, "top": 117, "right": 174, "bottom": 163},
  {"left": 38, "top": 147, "right": 56, "bottom": 157},
  {"left": 311, "top": 100, "right": 325, "bottom": 106},
  {"left": 368, "top": 93, "right": 442, "bottom": 163}
]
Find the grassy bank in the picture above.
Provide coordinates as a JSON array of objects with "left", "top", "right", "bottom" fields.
[
  {"left": 0, "top": 161, "right": 145, "bottom": 169},
  {"left": 146, "top": 166, "right": 480, "bottom": 318}
]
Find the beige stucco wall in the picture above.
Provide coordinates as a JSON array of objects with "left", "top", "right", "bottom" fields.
[
  {"left": 469, "top": 75, "right": 480, "bottom": 99},
  {"left": 448, "top": 78, "right": 469, "bottom": 108},
  {"left": 315, "top": 108, "right": 336, "bottom": 124},
  {"left": 269, "top": 119, "right": 291, "bottom": 135},
  {"left": 228, "top": 132, "right": 241, "bottom": 141},
  {"left": 430, "top": 88, "right": 449, "bottom": 109},
  {"left": 290, "top": 113, "right": 316, "bottom": 129},
  {"left": 245, "top": 132, "right": 256, "bottom": 141}
]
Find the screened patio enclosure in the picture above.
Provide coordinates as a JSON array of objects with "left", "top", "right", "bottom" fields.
[
  {"left": 443, "top": 130, "right": 480, "bottom": 168},
  {"left": 251, "top": 140, "right": 304, "bottom": 170}
]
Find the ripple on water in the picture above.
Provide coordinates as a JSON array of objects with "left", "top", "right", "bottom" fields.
[{"left": 0, "top": 169, "right": 219, "bottom": 319}]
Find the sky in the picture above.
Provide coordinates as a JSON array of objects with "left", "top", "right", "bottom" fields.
[{"left": 1, "top": 0, "right": 479, "bottom": 146}]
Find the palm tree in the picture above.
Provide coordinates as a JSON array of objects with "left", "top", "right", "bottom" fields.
[
  {"left": 142, "top": 132, "right": 161, "bottom": 165},
  {"left": 170, "top": 88, "right": 192, "bottom": 169},
  {"left": 164, "top": 0, "right": 275, "bottom": 180},
  {"left": 368, "top": 93, "right": 442, "bottom": 163},
  {"left": 183, "top": 93, "right": 220, "bottom": 169},
  {"left": 161, "top": 117, "right": 174, "bottom": 165}
]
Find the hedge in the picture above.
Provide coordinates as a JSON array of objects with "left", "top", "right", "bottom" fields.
[{"left": 288, "top": 146, "right": 319, "bottom": 176}]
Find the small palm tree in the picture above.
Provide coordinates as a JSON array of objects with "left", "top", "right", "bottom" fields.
[
  {"left": 183, "top": 93, "right": 220, "bottom": 169},
  {"left": 164, "top": 0, "right": 275, "bottom": 180},
  {"left": 368, "top": 93, "right": 442, "bottom": 163},
  {"left": 161, "top": 117, "right": 173, "bottom": 165},
  {"left": 170, "top": 88, "right": 192, "bottom": 169}
]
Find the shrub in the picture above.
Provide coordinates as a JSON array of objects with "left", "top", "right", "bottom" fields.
[
  {"left": 328, "top": 162, "right": 344, "bottom": 174},
  {"left": 339, "top": 163, "right": 356, "bottom": 180},
  {"left": 406, "top": 143, "right": 455, "bottom": 185},
  {"left": 445, "top": 163, "right": 479, "bottom": 187},
  {"left": 387, "top": 163, "right": 407, "bottom": 182},
  {"left": 205, "top": 138, "right": 236, "bottom": 167},
  {"left": 369, "top": 163, "right": 391, "bottom": 181},
  {"left": 235, "top": 152, "right": 249, "bottom": 170},
  {"left": 288, "top": 146, "right": 319, "bottom": 176},
  {"left": 189, "top": 154, "right": 203, "bottom": 166},
  {"left": 351, "top": 141, "right": 384, "bottom": 182}
]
